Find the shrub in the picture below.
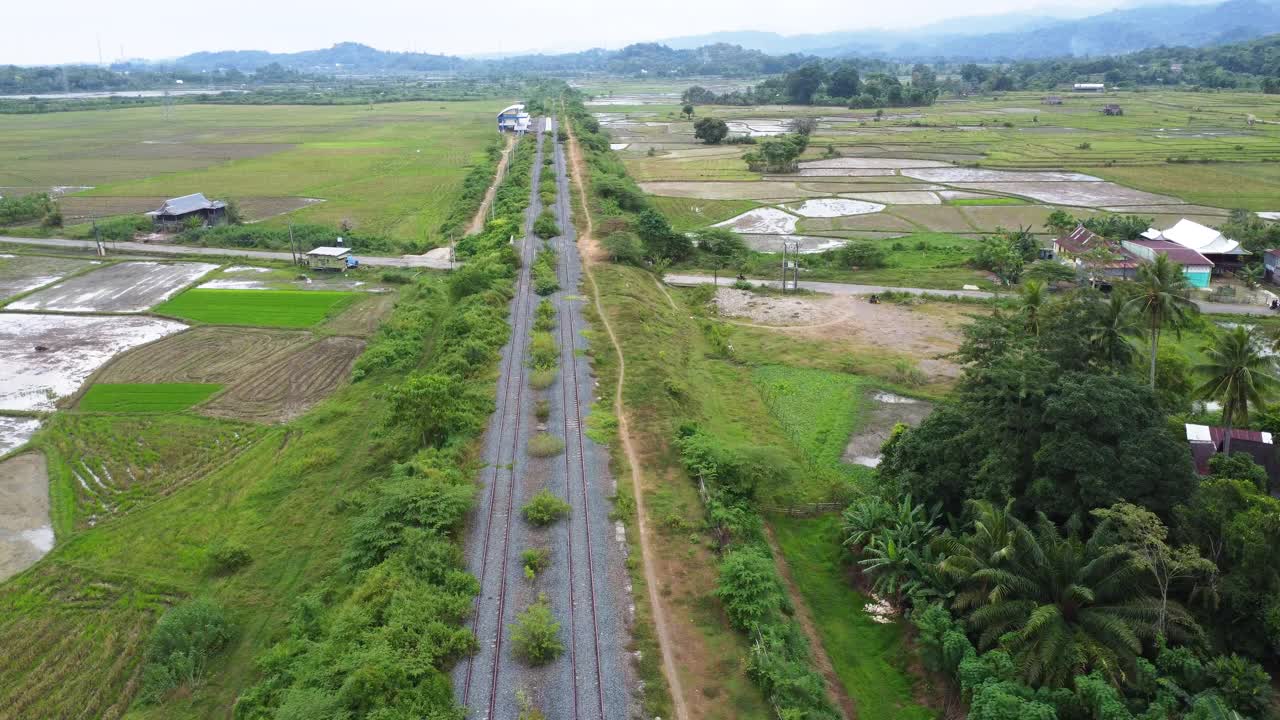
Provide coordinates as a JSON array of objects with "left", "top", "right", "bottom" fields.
[
  {"left": 837, "top": 241, "right": 887, "bottom": 269},
  {"left": 533, "top": 211, "right": 560, "bottom": 239},
  {"left": 530, "top": 368, "right": 557, "bottom": 390},
  {"left": 512, "top": 593, "right": 563, "bottom": 665},
  {"left": 602, "top": 231, "right": 644, "bottom": 265},
  {"left": 535, "top": 399, "right": 551, "bottom": 422},
  {"left": 522, "top": 488, "right": 570, "bottom": 525},
  {"left": 139, "top": 599, "right": 233, "bottom": 702},
  {"left": 522, "top": 547, "right": 550, "bottom": 579},
  {"left": 717, "top": 547, "right": 784, "bottom": 631},
  {"left": 532, "top": 247, "right": 559, "bottom": 296},
  {"left": 533, "top": 299, "right": 556, "bottom": 331},
  {"left": 529, "top": 331, "right": 558, "bottom": 370},
  {"left": 528, "top": 433, "right": 566, "bottom": 458},
  {"left": 380, "top": 269, "right": 413, "bottom": 284},
  {"left": 0, "top": 192, "right": 54, "bottom": 225},
  {"left": 206, "top": 540, "right": 251, "bottom": 575}
]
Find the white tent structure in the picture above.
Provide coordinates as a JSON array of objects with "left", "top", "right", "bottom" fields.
[{"left": 1141, "top": 219, "right": 1246, "bottom": 257}]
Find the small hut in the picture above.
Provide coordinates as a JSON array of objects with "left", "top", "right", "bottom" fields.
[
  {"left": 1042, "top": 95, "right": 1063, "bottom": 105},
  {"left": 305, "top": 246, "right": 354, "bottom": 271},
  {"left": 147, "top": 193, "right": 226, "bottom": 230},
  {"left": 1102, "top": 104, "right": 1124, "bottom": 116}
]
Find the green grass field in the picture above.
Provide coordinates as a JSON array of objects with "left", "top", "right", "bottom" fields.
[
  {"left": 79, "top": 383, "right": 222, "bottom": 412},
  {"left": 752, "top": 365, "right": 869, "bottom": 470},
  {"left": 154, "top": 288, "right": 357, "bottom": 327},
  {"left": 648, "top": 195, "right": 759, "bottom": 232},
  {"left": 771, "top": 515, "right": 936, "bottom": 720},
  {"left": 0, "top": 101, "right": 501, "bottom": 243}
]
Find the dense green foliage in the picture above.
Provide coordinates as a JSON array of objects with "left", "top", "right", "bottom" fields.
[
  {"left": 511, "top": 594, "right": 564, "bottom": 665},
  {"left": 532, "top": 246, "right": 560, "bottom": 296},
  {"left": 0, "top": 191, "right": 55, "bottom": 225},
  {"left": 684, "top": 61, "right": 939, "bottom": 107},
  {"left": 742, "top": 133, "right": 809, "bottom": 173},
  {"left": 521, "top": 488, "right": 571, "bottom": 526}
]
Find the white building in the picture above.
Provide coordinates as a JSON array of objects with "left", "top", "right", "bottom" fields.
[{"left": 497, "top": 104, "right": 531, "bottom": 133}]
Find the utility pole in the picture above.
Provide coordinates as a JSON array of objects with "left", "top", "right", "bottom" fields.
[
  {"left": 780, "top": 241, "right": 787, "bottom": 293},
  {"left": 781, "top": 239, "right": 800, "bottom": 292},
  {"left": 288, "top": 223, "right": 298, "bottom": 265}
]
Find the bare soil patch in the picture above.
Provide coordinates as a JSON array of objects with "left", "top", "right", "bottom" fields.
[
  {"left": 0, "top": 452, "right": 51, "bottom": 582},
  {"left": 202, "top": 335, "right": 364, "bottom": 422},
  {"left": 716, "top": 289, "right": 966, "bottom": 381},
  {"left": 714, "top": 207, "right": 799, "bottom": 234},
  {"left": 952, "top": 181, "right": 1181, "bottom": 207},
  {"left": 322, "top": 292, "right": 396, "bottom": 337}
]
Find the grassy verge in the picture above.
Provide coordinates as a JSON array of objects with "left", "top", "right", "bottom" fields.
[{"left": 771, "top": 515, "right": 936, "bottom": 720}]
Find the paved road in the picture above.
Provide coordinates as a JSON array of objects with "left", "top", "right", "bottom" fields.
[
  {"left": 0, "top": 235, "right": 453, "bottom": 269},
  {"left": 665, "top": 273, "right": 1277, "bottom": 316}
]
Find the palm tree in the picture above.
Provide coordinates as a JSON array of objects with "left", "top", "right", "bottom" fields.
[
  {"left": 937, "top": 500, "right": 1026, "bottom": 612},
  {"left": 1194, "top": 325, "right": 1280, "bottom": 455},
  {"left": 1126, "top": 255, "right": 1196, "bottom": 389},
  {"left": 963, "top": 516, "right": 1183, "bottom": 688},
  {"left": 1019, "top": 280, "right": 1046, "bottom": 336},
  {"left": 1089, "top": 293, "right": 1140, "bottom": 368}
]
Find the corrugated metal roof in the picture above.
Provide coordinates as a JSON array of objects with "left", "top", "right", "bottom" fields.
[
  {"left": 306, "top": 246, "right": 350, "bottom": 257},
  {"left": 1126, "top": 239, "right": 1214, "bottom": 267},
  {"left": 157, "top": 193, "right": 225, "bottom": 216}
]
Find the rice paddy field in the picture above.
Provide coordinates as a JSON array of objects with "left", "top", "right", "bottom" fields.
[
  {"left": 0, "top": 100, "right": 502, "bottom": 243},
  {"left": 153, "top": 288, "right": 358, "bottom": 327},
  {"left": 598, "top": 86, "right": 1280, "bottom": 290},
  {"left": 78, "top": 383, "right": 223, "bottom": 413}
]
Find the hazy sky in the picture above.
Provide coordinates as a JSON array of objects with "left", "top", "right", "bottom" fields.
[{"left": 6, "top": 0, "right": 1200, "bottom": 65}]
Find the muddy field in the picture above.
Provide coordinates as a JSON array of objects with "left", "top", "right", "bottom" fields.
[
  {"left": 9, "top": 261, "right": 218, "bottom": 313},
  {"left": 323, "top": 293, "right": 396, "bottom": 336},
  {"left": 57, "top": 196, "right": 323, "bottom": 224},
  {"left": 0, "top": 416, "right": 41, "bottom": 456},
  {"left": 0, "top": 313, "right": 186, "bottom": 411},
  {"left": 0, "top": 453, "right": 51, "bottom": 582},
  {"left": 714, "top": 288, "right": 967, "bottom": 380},
  {"left": 0, "top": 255, "right": 98, "bottom": 302},
  {"left": 843, "top": 391, "right": 934, "bottom": 467}
]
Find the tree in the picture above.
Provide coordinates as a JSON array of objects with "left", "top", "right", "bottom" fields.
[
  {"left": 1127, "top": 254, "right": 1195, "bottom": 389},
  {"left": 386, "top": 372, "right": 482, "bottom": 447},
  {"left": 693, "top": 116, "right": 729, "bottom": 144},
  {"left": 1089, "top": 293, "right": 1140, "bottom": 369},
  {"left": 602, "top": 231, "right": 644, "bottom": 265},
  {"left": 845, "top": 496, "right": 946, "bottom": 605},
  {"left": 1044, "top": 209, "right": 1076, "bottom": 236},
  {"left": 965, "top": 516, "right": 1184, "bottom": 688},
  {"left": 789, "top": 117, "right": 818, "bottom": 136},
  {"left": 1093, "top": 502, "right": 1217, "bottom": 637},
  {"left": 1194, "top": 325, "right": 1279, "bottom": 454},
  {"left": 692, "top": 227, "right": 746, "bottom": 258},
  {"left": 784, "top": 63, "right": 827, "bottom": 104},
  {"left": 716, "top": 547, "right": 784, "bottom": 631},
  {"left": 827, "top": 65, "right": 861, "bottom": 98},
  {"left": 1019, "top": 280, "right": 1047, "bottom": 336},
  {"left": 682, "top": 103, "right": 694, "bottom": 118},
  {"left": 635, "top": 208, "right": 692, "bottom": 261},
  {"left": 1022, "top": 261, "right": 1076, "bottom": 285},
  {"left": 222, "top": 197, "right": 244, "bottom": 225}
]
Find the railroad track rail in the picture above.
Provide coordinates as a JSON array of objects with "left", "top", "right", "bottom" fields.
[
  {"left": 552, "top": 117, "right": 607, "bottom": 719},
  {"left": 459, "top": 120, "right": 543, "bottom": 717}
]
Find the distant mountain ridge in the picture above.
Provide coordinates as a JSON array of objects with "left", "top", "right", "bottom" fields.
[
  {"left": 660, "top": 0, "right": 1280, "bottom": 59},
  {"left": 162, "top": 0, "right": 1280, "bottom": 72}
]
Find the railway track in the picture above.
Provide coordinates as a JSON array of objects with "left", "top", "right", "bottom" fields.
[
  {"left": 551, "top": 117, "right": 607, "bottom": 719},
  {"left": 458, "top": 121, "right": 543, "bottom": 717}
]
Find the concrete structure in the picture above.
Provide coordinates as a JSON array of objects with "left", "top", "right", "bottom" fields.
[
  {"left": 1073, "top": 83, "right": 1105, "bottom": 92},
  {"left": 1054, "top": 225, "right": 1140, "bottom": 280},
  {"left": 1122, "top": 238, "right": 1214, "bottom": 288},
  {"left": 305, "top": 245, "right": 353, "bottom": 271},
  {"left": 1265, "top": 249, "right": 1280, "bottom": 284},
  {"left": 146, "top": 193, "right": 226, "bottom": 231},
  {"left": 497, "top": 104, "right": 531, "bottom": 133}
]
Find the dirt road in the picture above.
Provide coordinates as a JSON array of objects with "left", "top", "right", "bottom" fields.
[{"left": 0, "top": 236, "right": 452, "bottom": 269}]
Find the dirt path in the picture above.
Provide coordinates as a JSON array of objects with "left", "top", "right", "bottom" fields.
[
  {"left": 765, "top": 524, "right": 857, "bottom": 720},
  {"left": 565, "top": 104, "right": 690, "bottom": 720},
  {"left": 467, "top": 135, "right": 516, "bottom": 236}
]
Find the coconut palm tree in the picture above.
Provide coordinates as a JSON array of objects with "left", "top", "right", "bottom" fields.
[
  {"left": 1126, "top": 254, "right": 1196, "bottom": 389},
  {"left": 1019, "top": 279, "right": 1047, "bottom": 336},
  {"left": 1194, "top": 325, "right": 1280, "bottom": 455},
  {"left": 964, "top": 516, "right": 1181, "bottom": 688},
  {"left": 1090, "top": 293, "right": 1141, "bottom": 368}
]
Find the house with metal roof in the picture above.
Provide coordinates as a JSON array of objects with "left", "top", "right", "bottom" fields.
[
  {"left": 1053, "top": 225, "right": 1140, "bottom": 280},
  {"left": 1141, "top": 218, "right": 1247, "bottom": 272},
  {"left": 146, "top": 193, "right": 227, "bottom": 230},
  {"left": 1122, "top": 238, "right": 1215, "bottom": 288},
  {"left": 1186, "top": 423, "right": 1278, "bottom": 488}
]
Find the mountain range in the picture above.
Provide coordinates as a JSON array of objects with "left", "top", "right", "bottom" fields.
[
  {"left": 659, "top": 0, "right": 1280, "bottom": 59},
  {"left": 161, "top": 0, "right": 1280, "bottom": 72}
]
